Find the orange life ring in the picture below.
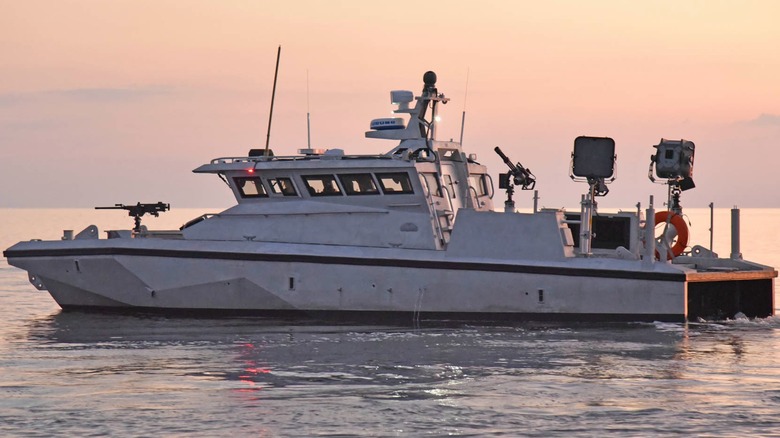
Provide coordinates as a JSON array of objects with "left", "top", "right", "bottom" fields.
[{"left": 654, "top": 211, "right": 689, "bottom": 260}]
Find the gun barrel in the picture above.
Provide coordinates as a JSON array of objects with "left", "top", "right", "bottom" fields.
[
  {"left": 94, "top": 202, "right": 169, "bottom": 213},
  {"left": 494, "top": 147, "right": 521, "bottom": 174},
  {"left": 494, "top": 146, "right": 510, "bottom": 163}
]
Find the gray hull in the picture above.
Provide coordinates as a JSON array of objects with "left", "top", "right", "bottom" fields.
[{"left": 7, "top": 238, "right": 774, "bottom": 322}]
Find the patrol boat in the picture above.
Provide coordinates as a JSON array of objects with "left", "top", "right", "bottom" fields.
[{"left": 4, "top": 72, "right": 776, "bottom": 322}]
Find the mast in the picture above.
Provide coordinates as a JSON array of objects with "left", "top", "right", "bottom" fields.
[
  {"left": 264, "top": 45, "right": 281, "bottom": 157},
  {"left": 420, "top": 71, "right": 449, "bottom": 142}
]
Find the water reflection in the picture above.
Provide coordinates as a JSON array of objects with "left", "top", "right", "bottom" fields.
[{"left": 6, "top": 310, "right": 780, "bottom": 436}]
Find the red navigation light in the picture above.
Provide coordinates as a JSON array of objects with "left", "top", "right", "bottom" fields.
[{"left": 247, "top": 168, "right": 255, "bottom": 174}]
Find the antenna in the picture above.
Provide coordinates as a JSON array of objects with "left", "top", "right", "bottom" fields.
[
  {"left": 264, "top": 45, "right": 281, "bottom": 157},
  {"left": 306, "top": 69, "right": 311, "bottom": 149},
  {"left": 459, "top": 68, "right": 470, "bottom": 145}
]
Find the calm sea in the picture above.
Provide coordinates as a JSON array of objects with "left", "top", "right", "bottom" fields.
[{"left": 1, "top": 208, "right": 779, "bottom": 437}]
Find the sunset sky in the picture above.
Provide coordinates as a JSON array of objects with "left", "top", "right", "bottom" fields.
[{"left": 2, "top": 0, "right": 779, "bottom": 209}]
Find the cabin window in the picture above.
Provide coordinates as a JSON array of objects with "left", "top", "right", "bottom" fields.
[
  {"left": 439, "top": 148, "right": 459, "bottom": 160},
  {"left": 443, "top": 174, "right": 456, "bottom": 199},
  {"left": 269, "top": 177, "right": 298, "bottom": 196},
  {"left": 302, "top": 175, "right": 342, "bottom": 196},
  {"left": 469, "top": 175, "right": 488, "bottom": 197},
  {"left": 421, "top": 172, "right": 442, "bottom": 197},
  {"left": 338, "top": 173, "right": 379, "bottom": 195},
  {"left": 234, "top": 177, "right": 268, "bottom": 198},
  {"left": 376, "top": 172, "right": 414, "bottom": 195}
]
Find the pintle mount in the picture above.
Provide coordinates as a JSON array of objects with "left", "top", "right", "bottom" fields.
[{"left": 95, "top": 202, "right": 170, "bottom": 233}]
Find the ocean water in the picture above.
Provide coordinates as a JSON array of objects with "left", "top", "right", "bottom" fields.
[{"left": 1, "top": 208, "right": 779, "bottom": 436}]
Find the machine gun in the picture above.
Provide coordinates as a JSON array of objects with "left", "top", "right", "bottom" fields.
[
  {"left": 494, "top": 147, "right": 536, "bottom": 211},
  {"left": 495, "top": 146, "right": 536, "bottom": 191},
  {"left": 95, "top": 202, "right": 170, "bottom": 233}
]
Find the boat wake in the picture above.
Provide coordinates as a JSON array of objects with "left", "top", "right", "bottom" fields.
[{"left": 652, "top": 313, "right": 780, "bottom": 332}]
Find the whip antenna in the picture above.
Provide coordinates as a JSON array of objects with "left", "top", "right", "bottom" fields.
[
  {"left": 459, "top": 68, "right": 470, "bottom": 145},
  {"left": 264, "top": 45, "right": 281, "bottom": 156},
  {"left": 306, "top": 69, "right": 311, "bottom": 148}
]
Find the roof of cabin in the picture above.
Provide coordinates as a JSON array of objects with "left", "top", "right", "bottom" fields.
[{"left": 193, "top": 153, "right": 415, "bottom": 174}]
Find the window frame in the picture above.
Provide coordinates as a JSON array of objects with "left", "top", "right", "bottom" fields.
[
  {"left": 337, "top": 173, "right": 380, "bottom": 196},
  {"left": 269, "top": 177, "right": 298, "bottom": 197},
  {"left": 301, "top": 174, "right": 343, "bottom": 197},
  {"left": 376, "top": 172, "right": 415, "bottom": 195},
  {"left": 233, "top": 176, "right": 269, "bottom": 198}
]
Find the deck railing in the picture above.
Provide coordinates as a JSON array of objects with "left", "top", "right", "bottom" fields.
[{"left": 209, "top": 154, "right": 396, "bottom": 165}]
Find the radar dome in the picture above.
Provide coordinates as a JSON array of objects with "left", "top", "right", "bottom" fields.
[{"left": 423, "top": 71, "right": 437, "bottom": 86}]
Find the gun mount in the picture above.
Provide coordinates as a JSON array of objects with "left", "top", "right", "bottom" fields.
[
  {"left": 494, "top": 146, "right": 536, "bottom": 212},
  {"left": 495, "top": 146, "right": 536, "bottom": 191},
  {"left": 95, "top": 202, "right": 170, "bottom": 233}
]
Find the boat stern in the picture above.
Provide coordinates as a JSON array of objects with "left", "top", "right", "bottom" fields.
[{"left": 682, "top": 258, "right": 777, "bottom": 321}]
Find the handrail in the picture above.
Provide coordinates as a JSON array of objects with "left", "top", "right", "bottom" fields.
[
  {"left": 209, "top": 154, "right": 397, "bottom": 165},
  {"left": 468, "top": 186, "right": 482, "bottom": 207},
  {"left": 419, "top": 176, "right": 446, "bottom": 245},
  {"left": 419, "top": 174, "right": 431, "bottom": 197},
  {"left": 440, "top": 185, "right": 456, "bottom": 216},
  {"left": 223, "top": 210, "right": 390, "bottom": 217}
]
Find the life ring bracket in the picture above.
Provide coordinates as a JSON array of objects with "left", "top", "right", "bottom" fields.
[{"left": 654, "top": 211, "right": 689, "bottom": 260}]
